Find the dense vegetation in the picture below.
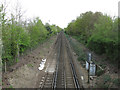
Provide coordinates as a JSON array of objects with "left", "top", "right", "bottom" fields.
[
  {"left": 0, "top": 4, "right": 61, "bottom": 71},
  {"left": 65, "top": 11, "right": 119, "bottom": 64}
]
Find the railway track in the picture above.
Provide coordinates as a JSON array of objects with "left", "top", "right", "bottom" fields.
[
  {"left": 53, "top": 32, "right": 66, "bottom": 88},
  {"left": 39, "top": 32, "right": 82, "bottom": 89}
]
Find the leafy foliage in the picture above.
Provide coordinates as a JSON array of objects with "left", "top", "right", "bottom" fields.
[
  {"left": 1, "top": 4, "right": 62, "bottom": 70},
  {"left": 45, "top": 23, "right": 62, "bottom": 36},
  {"left": 65, "top": 11, "right": 119, "bottom": 64},
  {"left": 113, "top": 78, "right": 120, "bottom": 86}
]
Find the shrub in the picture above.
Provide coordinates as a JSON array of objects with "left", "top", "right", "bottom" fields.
[
  {"left": 96, "top": 69, "right": 105, "bottom": 76},
  {"left": 103, "top": 75, "right": 111, "bottom": 83},
  {"left": 113, "top": 78, "right": 120, "bottom": 86},
  {"left": 65, "top": 11, "right": 118, "bottom": 65}
]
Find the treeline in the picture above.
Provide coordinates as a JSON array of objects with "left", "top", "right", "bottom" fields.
[
  {"left": 65, "top": 11, "right": 119, "bottom": 64},
  {"left": 0, "top": 4, "right": 61, "bottom": 68}
]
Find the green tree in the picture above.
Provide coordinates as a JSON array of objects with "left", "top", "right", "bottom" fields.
[{"left": 65, "top": 11, "right": 118, "bottom": 64}]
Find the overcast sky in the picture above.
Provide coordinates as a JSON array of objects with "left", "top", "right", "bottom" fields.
[{"left": 2, "top": 0, "right": 120, "bottom": 28}]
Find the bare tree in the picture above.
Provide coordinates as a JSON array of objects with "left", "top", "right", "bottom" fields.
[{"left": 11, "top": 0, "right": 26, "bottom": 25}]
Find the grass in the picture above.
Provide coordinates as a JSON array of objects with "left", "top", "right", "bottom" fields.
[
  {"left": 101, "top": 64, "right": 106, "bottom": 69},
  {"left": 67, "top": 34, "right": 106, "bottom": 74},
  {"left": 96, "top": 74, "right": 112, "bottom": 88},
  {"left": 96, "top": 69, "right": 105, "bottom": 76},
  {"left": 65, "top": 34, "right": 87, "bottom": 62},
  {"left": 97, "top": 76, "right": 120, "bottom": 88},
  {"left": 77, "top": 53, "right": 86, "bottom": 62},
  {"left": 9, "top": 85, "right": 13, "bottom": 88},
  {"left": 103, "top": 75, "right": 111, "bottom": 83},
  {"left": 16, "top": 58, "right": 19, "bottom": 63},
  {"left": 0, "top": 78, "right": 2, "bottom": 84},
  {"left": 113, "top": 78, "right": 120, "bottom": 86},
  {"left": 66, "top": 34, "right": 119, "bottom": 88},
  {"left": 2, "top": 82, "right": 4, "bottom": 86},
  {"left": 27, "top": 64, "right": 33, "bottom": 67},
  {"left": 49, "top": 40, "right": 54, "bottom": 43},
  {"left": 98, "top": 83, "right": 110, "bottom": 88}
]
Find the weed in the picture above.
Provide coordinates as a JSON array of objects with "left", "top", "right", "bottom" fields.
[
  {"left": 103, "top": 75, "right": 111, "bottom": 83},
  {"left": 96, "top": 69, "right": 104, "bottom": 76},
  {"left": 66, "top": 35, "right": 87, "bottom": 63},
  {"left": 2, "top": 82, "right": 4, "bottom": 86},
  {"left": 101, "top": 64, "right": 106, "bottom": 69},
  {"left": 113, "top": 78, "right": 120, "bottom": 86},
  {"left": 98, "top": 83, "right": 109, "bottom": 88},
  {"left": 97, "top": 75, "right": 111, "bottom": 88},
  {"left": 77, "top": 56, "right": 81, "bottom": 61},
  {"left": 16, "top": 58, "right": 19, "bottom": 63},
  {"left": 9, "top": 85, "right": 13, "bottom": 88},
  {"left": 27, "top": 64, "right": 33, "bottom": 67},
  {"left": 99, "top": 63, "right": 106, "bottom": 69},
  {"left": 77, "top": 53, "right": 86, "bottom": 62}
]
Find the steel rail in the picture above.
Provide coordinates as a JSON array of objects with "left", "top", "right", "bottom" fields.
[
  {"left": 53, "top": 32, "right": 81, "bottom": 89},
  {"left": 52, "top": 32, "right": 62, "bottom": 89},
  {"left": 64, "top": 33, "right": 80, "bottom": 89}
]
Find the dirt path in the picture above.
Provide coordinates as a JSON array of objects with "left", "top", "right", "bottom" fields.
[
  {"left": 36, "top": 35, "right": 60, "bottom": 88},
  {"left": 2, "top": 35, "right": 57, "bottom": 88}
]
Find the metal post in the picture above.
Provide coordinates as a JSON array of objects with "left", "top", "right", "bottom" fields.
[{"left": 87, "top": 53, "right": 92, "bottom": 83}]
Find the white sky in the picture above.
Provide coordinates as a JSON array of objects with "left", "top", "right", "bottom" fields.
[{"left": 2, "top": 0, "right": 120, "bottom": 28}]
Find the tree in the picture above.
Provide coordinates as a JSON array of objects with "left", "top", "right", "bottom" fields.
[
  {"left": 65, "top": 11, "right": 118, "bottom": 63},
  {"left": 0, "top": 4, "right": 3, "bottom": 74},
  {"left": 1, "top": 1, "right": 10, "bottom": 72},
  {"left": 10, "top": 0, "right": 25, "bottom": 59},
  {"left": 1, "top": 0, "right": 61, "bottom": 72}
]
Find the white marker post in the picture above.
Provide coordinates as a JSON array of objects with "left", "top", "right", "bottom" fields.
[
  {"left": 86, "top": 53, "right": 92, "bottom": 70},
  {"left": 88, "top": 53, "right": 92, "bottom": 62}
]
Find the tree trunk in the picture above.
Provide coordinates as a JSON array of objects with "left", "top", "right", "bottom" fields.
[
  {"left": 17, "top": 43, "right": 19, "bottom": 58},
  {"left": 5, "top": 60, "right": 6, "bottom": 72}
]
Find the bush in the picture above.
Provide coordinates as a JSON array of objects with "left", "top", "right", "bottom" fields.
[
  {"left": 96, "top": 69, "right": 105, "bottom": 76},
  {"left": 97, "top": 75, "right": 111, "bottom": 88},
  {"left": 77, "top": 52, "right": 86, "bottom": 62},
  {"left": 65, "top": 11, "right": 118, "bottom": 65},
  {"left": 113, "top": 78, "right": 120, "bottom": 86},
  {"left": 103, "top": 75, "right": 111, "bottom": 83}
]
